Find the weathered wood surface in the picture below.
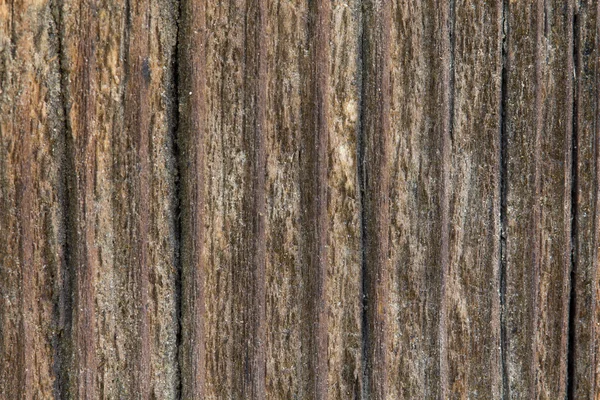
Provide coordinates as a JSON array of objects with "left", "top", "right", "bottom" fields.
[{"left": 1, "top": 0, "right": 599, "bottom": 399}]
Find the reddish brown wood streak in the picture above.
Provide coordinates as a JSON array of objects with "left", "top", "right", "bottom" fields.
[
  {"left": 438, "top": 1, "right": 452, "bottom": 397},
  {"left": 234, "top": 0, "right": 267, "bottom": 396},
  {"left": 360, "top": 0, "right": 391, "bottom": 398},
  {"left": 125, "top": 0, "right": 152, "bottom": 396},
  {"left": 301, "top": 0, "right": 330, "bottom": 397},
  {"left": 72, "top": 0, "right": 98, "bottom": 397},
  {"left": 16, "top": 96, "right": 33, "bottom": 400},
  {"left": 590, "top": 4, "right": 600, "bottom": 398},
  {"left": 531, "top": 1, "right": 544, "bottom": 397},
  {"left": 178, "top": 0, "right": 207, "bottom": 397},
  {"left": 562, "top": 0, "right": 575, "bottom": 396},
  {"left": 313, "top": 0, "right": 330, "bottom": 397},
  {"left": 569, "top": 2, "right": 600, "bottom": 397}
]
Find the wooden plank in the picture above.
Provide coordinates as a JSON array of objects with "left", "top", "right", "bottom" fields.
[
  {"left": 297, "top": 0, "right": 330, "bottom": 397},
  {"left": 263, "top": 1, "right": 306, "bottom": 396},
  {"left": 360, "top": 0, "right": 391, "bottom": 398},
  {"left": 387, "top": 0, "right": 446, "bottom": 397},
  {"left": 327, "top": 0, "right": 362, "bottom": 397},
  {"left": 231, "top": 0, "right": 267, "bottom": 396},
  {"left": 503, "top": 2, "right": 539, "bottom": 397},
  {"left": 199, "top": 1, "right": 236, "bottom": 396},
  {"left": 504, "top": 0, "right": 574, "bottom": 398},
  {"left": 60, "top": 0, "right": 179, "bottom": 397},
  {"left": 59, "top": 0, "right": 100, "bottom": 396},
  {"left": 177, "top": 0, "right": 206, "bottom": 397},
  {"left": 388, "top": 0, "right": 501, "bottom": 397},
  {"left": 0, "top": 0, "right": 64, "bottom": 397},
  {"left": 58, "top": 0, "right": 114, "bottom": 396},
  {"left": 571, "top": 1, "right": 600, "bottom": 398},
  {"left": 4, "top": 1, "right": 600, "bottom": 398},
  {"left": 198, "top": 0, "right": 267, "bottom": 397},
  {"left": 263, "top": 0, "right": 334, "bottom": 397},
  {"left": 445, "top": 0, "right": 503, "bottom": 398},
  {"left": 123, "top": 0, "right": 153, "bottom": 396},
  {"left": 119, "top": 0, "right": 179, "bottom": 398}
]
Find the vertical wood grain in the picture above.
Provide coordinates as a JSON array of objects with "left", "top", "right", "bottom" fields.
[
  {"left": 3, "top": 1, "right": 600, "bottom": 399},
  {"left": 387, "top": 0, "right": 446, "bottom": 397},
  {"left": 264, "top": 0, "right": 336, "bottom": 397},
  {"left": 232, "top": 0, "right": 267, "bottom": 396},
  {"left": 504, "top": 0, "right": 574, "bottom": 398},
  {"left": 199, "top": 0, "right": 267, "bottom": 397},
  {"left": 123, "top": 0, "right": 152, "bottom": 396},
  {"left": 200, "top": 0, "right": 237, "bottom": 396},
  {"left": 327, "top": 0, "right": 362, "bottom": 397},
  {"left": 359, "top": 0, "right": 391, "bottom": 398},
  {"left": 571, "top": 1, "right": 600, "bottom": 398},
  {"left": 263, "top": 0, "right": 305, "bottom": 396},
  {"left": 298, "top": 1, "right": 330, "bottom": 395},
  {"left": 60, "top": 0, "right": 99, "bottom": 395},
  {"left": 177, "top": 0, "right": 206, "bottom": 397},
  {"left": 59, "top": 0, "right": 179, "bottom": 396},
  {"left": 446, "top": 0, "right": 503, "bottom": 398},
  {"left": 503, "top": 1, "right": 539, "bottom": 397},
  {"left": 0, "top": 0, "right": 64, "bottom": 397}
]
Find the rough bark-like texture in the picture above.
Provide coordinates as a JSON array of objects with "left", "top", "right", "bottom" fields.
[
  {"left": 360, "top": 0, "right": 391, "bottom": 398},
  {"left": 446, "top": 1, "right": 503, "bottom": 398},
  {"left": 58, "top": 0, "right": 178, "bottom": 396},
  {"left": 505, "top": 0, "right": 574, "bottom": 398},
  {"left": 177, "top": 0, "right": 205, "bottom": 397},
  {"left": 388, "top": 0, "right": 445, "bottom": 398},
  {"left": 571, "top": 1, "right": 599, "bottom": 399},
  {"left": 0, "top": 1, "right": 64, "bottom": 398},
  {"left": 3, "top": 0, "right": 600, "bottom": 399},
  {"left": 327, "top": 1, "right": 362, "bottom": 398}
]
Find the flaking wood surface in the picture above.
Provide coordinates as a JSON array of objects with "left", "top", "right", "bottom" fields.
[{"left": 1, "top": 0, "right": 599, "bottom": 399}]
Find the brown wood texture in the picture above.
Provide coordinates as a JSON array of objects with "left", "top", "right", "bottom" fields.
[{"left": 1, "top": 0, "right": 600, "bottom": 399}]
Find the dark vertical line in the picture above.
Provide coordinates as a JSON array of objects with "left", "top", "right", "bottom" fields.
[
  {"left": 122, "top": 0, "right": 131, "bottom": 89},
  {"left": 591, "top": 3, "right": 600, "bottom": 397},
  {"left": 358, "top": 0, "right": 368, "bottom": 394},
  {"left": 138, "top": 23, "right": 152, "bottom": 400},
  {"left": 10, "top": 0, "right": 16, "bottom": 58},
  {"left": 177, "top": 0, "right": 206, "bottom": 397},
  {"left": 250, "top": 0, "right": 266, "bottom": 394},
  {"left": 532, "top": 0, "right": 545, "bottom": 397},
  {"left": 50, "top": 0, "right": 74, "bottom": 396},
  {"left": 358, "top": 0, "right": 391, "bottom": 398},
  {"left": 357, "top": 0, "right": 367, "bottom": 396},
  {"left": 439, "top": 0, "right": 455, "bottom": 396},
  {"left": 123, "top": 0, "right": 152, "bottom": 394},
  {"left": 235, "top": 0, "right": 266, "bottom": 396},
  {"left": 16, "top": 87, "right": 34, "bottom": 400},
  {"left": 448, "top": 0, "right": 456, "bottom": 144},
  {"left": 304, "top": 0, "right": 330, "bottom": 396},
  {"left": 567, "top": 3, "right": 579, "bottom": 399},
  {"left": 499, "top": 0, "right": 509, "bottom": 398},
  {"left": 171, "top": 0, "right": 183, "bottom": 397},
  {"left": 255, "top": 5, "right": 267, "bottom": 397}
]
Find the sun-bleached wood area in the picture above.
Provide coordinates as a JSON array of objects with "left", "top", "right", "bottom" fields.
[{"left": 1, "top": 0, "right": 599, "bottom": 399}]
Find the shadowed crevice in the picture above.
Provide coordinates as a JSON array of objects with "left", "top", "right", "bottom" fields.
[
  {"left": 357, "top": 1, "right": 391, "bottom": 398},
  {"left": 171, "top": 0, "right": 183, "bottom": 397},
  {"left": 499, "top": 0, "right": 509, "bottom": 398},
  {"left": 567, "top": 5, "right": 579, "bottom": 400},
  {"left": 50, "top": 0, "right": 75, "bottom": 396},
  {"left": 357, "top": 0, "right": 367, "bottom": 396},
  {"left": 439, "top": 0, "right": 456, "bottom": 396},
  {"left": 176, "top": 0, "right": 207, "bottom": 396}
]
